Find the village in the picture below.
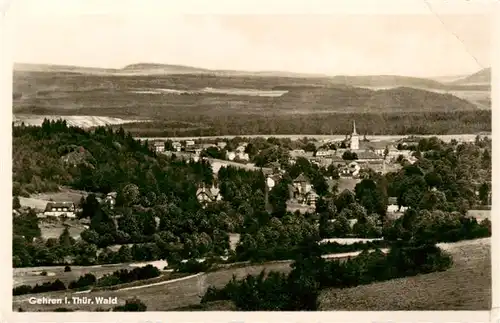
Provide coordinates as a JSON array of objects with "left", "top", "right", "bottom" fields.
[
  {"left": 28, "top": 121, "right": 489, "bottom": 236},
  {"left": 29, "top": 122, "right": 422, "bottom": 221}
]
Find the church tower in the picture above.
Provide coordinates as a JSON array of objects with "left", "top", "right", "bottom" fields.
[{"left": 350, "top": 120, "right": 359, "bottom": 150}]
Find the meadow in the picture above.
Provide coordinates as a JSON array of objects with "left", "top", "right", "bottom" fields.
[
  {"left": 318, "top": 238, "right": 491, "bottom": 310},
  {"left": 13, "top": 238, "right": 491, "bottom": 311}
]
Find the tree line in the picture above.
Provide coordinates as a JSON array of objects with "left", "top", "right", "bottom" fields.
[{"left": 118, "top": 110, "right": 491, "bottom": 137}]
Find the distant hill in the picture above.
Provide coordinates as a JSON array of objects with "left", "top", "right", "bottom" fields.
[
  {"left": 121, "top": 63, "right": 211, "bottom": 75},
  {"left": 329, "top": 75, "right": 446, "bottom": 90},
  {"left": 14, "top": 62, "right": 326, "bottom": 78},
  {"left": 13, "top": 63, "right": 443, "bottom": 87},
  {"left": 14, "top": 63, "right": 117, "bottom": 74},
  {"left": 276, "top": 85, "right": 478, "bottom": 113},
  {"left": 12, "top": 62, "right": 486, "bottom": 115},
  {"left": 451, "top": 68, "right": 491, "bottom": 85}
]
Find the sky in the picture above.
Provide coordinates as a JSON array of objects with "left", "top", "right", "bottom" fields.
[{"left": 7, "top": 0, "right": 493, "bottom": 77}]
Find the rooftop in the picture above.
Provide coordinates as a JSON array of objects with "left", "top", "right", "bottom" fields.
[{"left": 294, "top": 173, "right": 311, "bottom": 183}]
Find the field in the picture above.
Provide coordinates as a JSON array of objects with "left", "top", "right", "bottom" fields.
[
  {"left": 13, "top": 261, "right": 294, "bottom": 311},
  {"left": 38, "top": 218, "right": 87, "bottom": 240},
  {"left": 318, "top": 238, "right": 491, "bottom": 310},
  {"left": 13, "top": 260, "right": 167, "bottom": 288},
  {"left": 12, "top": 238, "right": 490, "bottom": 311}
]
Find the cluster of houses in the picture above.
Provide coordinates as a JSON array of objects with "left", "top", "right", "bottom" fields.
[
  {"left": 151, "top": 139, "right": 250, "bottom": 162},
  {"left": 40, "top": 122, "right": 419, "bottom": 218}
]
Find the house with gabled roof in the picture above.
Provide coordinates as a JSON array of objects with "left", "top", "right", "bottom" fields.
[
  {"left": 289, "top": 173, "right": 319, "bottom": 207},
  {"left": 196, "top": 185, "right": 222, "bottom": 206}
]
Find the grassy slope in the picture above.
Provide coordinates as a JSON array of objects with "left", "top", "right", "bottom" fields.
[{"left": 318, "top": 238, "right": 491, "bottom": 310}]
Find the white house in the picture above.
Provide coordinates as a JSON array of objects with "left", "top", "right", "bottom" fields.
[
  {"left": 226, "top": 151, "right": 236, "bottom": 161},
  {"left": 153, "top": 141, "right": 165, "bottom": 153},
  {"left": 387, "top": 197, "right": 408, "bottom": 213},
  {"left": 217, "top": 142, "right": 227, "bottom": 149},
  {"left": 44, "top": 202, "right": 76, "bottom": 218},
  {"left": 235, "top": 151, "right": 250, "bottom": 161},
  {"left": 185, "top": 140, "right": 195, "bottom": 147},
  {"left": 172, "top": 142, "right": 182, "bottom": 152},
  {"left": 293, "top": 174, "right": 313, "bottom": 195},
  {"left": 235, "top": 145, "right": 246, "bottom": 153}
]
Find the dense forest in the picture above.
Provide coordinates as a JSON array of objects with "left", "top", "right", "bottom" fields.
[{"left": 117, "top": 110, "right": 491, "bottom": 137}]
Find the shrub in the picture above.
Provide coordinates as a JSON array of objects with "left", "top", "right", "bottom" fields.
[
  {"left": 175, "top": 259, "right": 212, "bottom": 273},
  {"left": 17, "top": 279, "right": 67, "bottom": 295},
  {"left": 113, "top": 298, "right": 147, "bottom": 311},
  {"left": 64, "top": 265, "right": 72, "bottom": 272},
  {"left": 13, "top": 285, "right": 32, "bottom": 296},
  {"left": 68, "top": 273, "right": 96, "bottom": 290},
  {"left": 96, "top": 264, "right": 161, "bottom": 288}
]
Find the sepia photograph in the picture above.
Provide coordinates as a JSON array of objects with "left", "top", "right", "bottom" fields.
[{"left": 7, "top": 0, "right": 494, "bottom": 315}]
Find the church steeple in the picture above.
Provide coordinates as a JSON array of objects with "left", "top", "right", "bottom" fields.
[{"left": 350, "top": 120, "right": 359, "bottom": 150}]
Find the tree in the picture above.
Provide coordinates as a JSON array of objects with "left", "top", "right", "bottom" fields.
[
  {"left": 479, "top": 182, "right": 491, "bottom": 205},
  {"left": 80, "top": 194, "right": 101, "bottom": 219},
  {"left": 342, "top": 151, "right": 358, "bottom": 160},
  {"left": 13, "top": 196, "right": 21, "bottom": 209},
  {"left": 335, "top": 189, "right": 356, "bottom": 213},
  {"left": 13, "top": 209, "right": 41, "bottom": 242},
  {"left": 354, "top": 179, "right": 387, "bottom": 216},
  {"left": 269, "top": 180, "right": 290, "bottom": 216},
  {"left": 119, "top": 184, "right": 140, "bottom": 207},
  {"left": 419, "top": 189, "right": 448, "bottom": 211},
  {"left": 80, "top": 229, "right": 100, "bottom": 245},
  {"left": 481, "top": 149, "right": 491, "bottom": 169},
  {"left": 59, "top": 226, "right": 75, "bottom": 248},
  {"left": 331, "top": 215, "right": 351, "bottom": 237},
  {"left": 303, "top": 142, "right": 317, "bottom": 153}
]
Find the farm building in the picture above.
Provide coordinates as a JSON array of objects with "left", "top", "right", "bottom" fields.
[{"left": 43, "top": 202, "right": 76, "bottom": 218}]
